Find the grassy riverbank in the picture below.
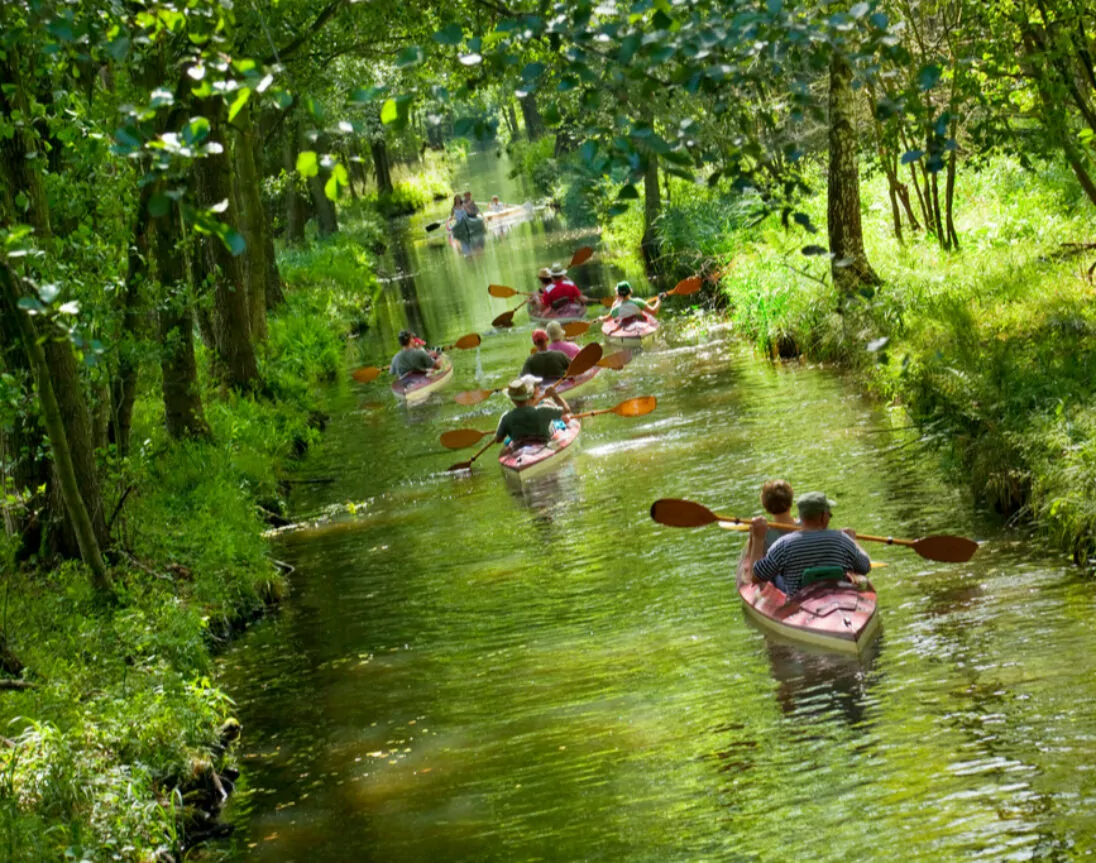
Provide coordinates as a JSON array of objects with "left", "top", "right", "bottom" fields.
[
  {"left": 604, "top": 157, "right": 1096, "bottom": 560},
  {"left": 0, "top": 214, "right": 383, "bottom": 859}
]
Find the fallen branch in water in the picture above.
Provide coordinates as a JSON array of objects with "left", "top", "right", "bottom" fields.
[{"left": 0, "top": 679, "right": 36, "bottom": 691}]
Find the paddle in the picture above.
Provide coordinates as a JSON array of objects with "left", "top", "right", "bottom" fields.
[
  {"left": 488, "top": 284, "right": 533, "bottom": 299},
  {"left": 572, "top": 395, "right": 657, "bottom": 420},
  {"left": 440, "top": 428, "right": 493, "bottom": 450},
  {"left": 448, "top": 438, "right": 498, "bottom": 473},
  {"left": 492, "top": 302, "right": 525, "bottom": 329},
  {"left": 351, "top": 333, "right": 482, "bottom": 384},
  {"left": 648, "top": 498, "right": 980, "bottom": 563},
  {"left": 564, "top": 342, "right": 602, "bottom": 377},
  {"left": 570, "top": 246, "right": 594, "bottom": 267},
  {"left": 664, "top": 276, "right": 702, "bottom": 297},
  {"left": 563, "top": 321, "right": 590, "bottom": 337},
  {"left": 596, "top": 349, "right": 633, "bottom": 370}
]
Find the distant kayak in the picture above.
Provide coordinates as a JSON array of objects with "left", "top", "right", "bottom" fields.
[
  {"left": 484, "top": 202, "right": 533, "bottom": 222},
  {"left": 450, "top": 216, "right": 486, "bottom": 241},
  {"left": 391, "top": 354, "right": 453, "bottom": 404},
  {"left": 499, "top": 419, "right": 581, "bottom": 480},
  {"left": 734, "top": 550, "right": 880, "bottom": 654},
  {"left": 601, "top": 313, "right": 659, "bottom": 346},
  {"left": 528, "top": 300, "right": 586, "bottom": 323}
]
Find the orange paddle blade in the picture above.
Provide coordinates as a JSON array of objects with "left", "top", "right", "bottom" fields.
[
  {"left": 611, "top": 395, "right": 657, "bottom": 417},
  {"left": 562, "top": 321, "right": 590, "bottom": 337},
  {"left": 596, "top": 350, "right": 632, "bottom": 370},
  {"left": 454, "top": 389, "right": 496, "bottom": 405},
  {"left": 564, "top": 342, "right": 602, "bottom": 378},
  {"left": 440, "top": 428, "right": 493, "bottom": 450},
  {"left": 599, "top": 296, "right": 615, "bottom": 308},
  {"left": 668, "top": 276, "right": 702, "bottom": 297},
  {"left": 351, "top": 366, "right": 383, "bottom": 384},
  {"left": 912, "top": 535, "right": 980, "bottom": 563},
  {"left": 451, "top": 333, "right": 482, "bottom": 350},
  {"left": 650, "top": 498, "right": 722, "bottom": 528},
  {"left": 569, "top": 246, "right": 594, "bottom": 267},
  {"left": 489, "top": 284, "right": 520, "bottom": 299},
  {"left": 492, "top": 310, "right": 516, "bottom": 328}
]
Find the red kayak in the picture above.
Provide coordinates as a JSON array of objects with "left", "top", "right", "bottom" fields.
[
  {"left": 499, "top": 419, "right": 581, "bottom": 480},
  {"left": 601, "top": 313, "right": 659, "bottom": 346},
  {"left": 528, "top": 299, "right": 586, "bottom": 323},
  {"left": 391, "top": 355, "right": 453, "bottom": 404},
  {"left": 735, "top": 552, "right": 880, "bottom": 654},
  {"left": 548, "top": 365, "right": 599, "bottom": 396}
]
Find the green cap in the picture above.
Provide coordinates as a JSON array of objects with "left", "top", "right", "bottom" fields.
[{"left": 797, "top": 491, "right": 836, "bottom": 519}]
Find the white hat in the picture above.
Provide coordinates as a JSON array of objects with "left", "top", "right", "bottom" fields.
[
  {"left": 507, "top": 374, "right": 542, "bottom": 401},
  {"left": 549, "top": 262, "right": 567, "bottom": 277}
]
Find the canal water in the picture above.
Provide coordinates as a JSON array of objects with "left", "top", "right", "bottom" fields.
[{"left": 216, "top": 152, "right": 1096, "bottom": 861}]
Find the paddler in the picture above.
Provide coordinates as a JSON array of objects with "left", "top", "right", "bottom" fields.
[
  {"left": 533, "top": 266, "right": 553, "bottom": 308},
  {"left": 748, "top": 479, "right": 797, "bottom": 557},
  {"left": 545, "top": 320, "right": 582, "bottom": 360},
  {"left": 600, "top": 280, "right": 662, "bottom": 324},
  {"left": 746, "top": 492, "right": 871, "bottom": 596},
  {"left": 522, "top": 329, "right": 571, "bottom": 379},
  {"left": 462, "top": 190, "right": 480, "bottom": 218},
  {"left": 494, "top": 375, "right": 572, "bottom": 453},
  {"left": 389, "top": 329, "right": 441, "bottom": 379},
  {"left": 543, "top": 263, "right": 594, "bottom": 309}
]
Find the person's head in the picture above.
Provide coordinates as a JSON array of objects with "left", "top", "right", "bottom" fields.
[
  {"left": 507, "top": 374, "right": 542, "bottom": 405},
  {"left": 398, "top": 329, "right": 415, "bottom": 347},
  {"left": 616, "top": 280, "right": 633, "bottom": 298},
  {"left": 491, "top": 195, "right": 500, "bottom": 205},
  {"left": 532, "top": 329, "right": 549, "bottom": 351},
  {"left": 545, "top": 320, "right": 565, "bottom": 342},
  {"left": 549, "top": 262, "right": 567, "bottom": 280},
  {"left": 453, "top": 195, "right": 463, "bottom": 207},
  {"left": 797, "top": 491, "right": 836, "bottom": 527},
  {"left": 463, "top": 191, "right": 473, "bottom": 201},
  {"left": 761, "top": 479, "right": 794, "bottom": 516},
  {"left": 538, "top": 266, "right": 552, "bottom": 285}
]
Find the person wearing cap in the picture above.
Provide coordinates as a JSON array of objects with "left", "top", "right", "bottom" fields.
[
  {"left": 389, "top": 329, "right": 441, "bottom": 379},
  {"left": 543, "top": 263, "right": 592, "bottom": 309},
  {"left": 601, "top": 281, "right": 662, "bottom": 323},
  {"left": 545, "top": 320, "right": 582, "bottom": 359},
  {"left": 522, "top": 329, "right": 572, "bottom": 379},
  {"left": 745, "top": 492, "right": 871, "bottom": 596},
  {"left": 494, "top": 375, "right": 572, "bottom": 451}
]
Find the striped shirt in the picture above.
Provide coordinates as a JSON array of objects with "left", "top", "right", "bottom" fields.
[{"left": 753, "top": 529, "right": 871, "bottom": 595}]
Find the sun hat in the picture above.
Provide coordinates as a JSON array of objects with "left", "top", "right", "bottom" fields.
[
  {"left": 616, "top": 280, "right": 633, "bottom": 296},
  {"left": 797, "top": 492, "right": 836, "bottom": 519},
  {"left": 549, "top": 262, "right": 567, "bottom": 277},
  {"left": 531, "top": 328, "right": 549, "bottom": 345},
  {"left": 538, "top": 266, "right": 552, "bottom": 280},
  {"left": 545, "top": 320, "right": 565, "bottom": 341},
  {"left": 507, "top": 374, "right": 542, "bottom": 402}
]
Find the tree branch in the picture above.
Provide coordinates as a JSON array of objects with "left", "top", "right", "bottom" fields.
[
  {"left": 263, "top": 0, "right": 349, "bottom": 65},
  {"left": 472, "top": 0, "right": 517, "bottom": 16}
]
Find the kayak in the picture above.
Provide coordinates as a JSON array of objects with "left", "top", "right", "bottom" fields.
[
  {"left": 734, "top": 550, "right": 880, "bottom": 654},
  {"left": 391, "top": 354, "right": 453, "bottom": 404},
  {"left": 450, "top": 216, "right": 486, "bottom": 241},
  {"left": 546, "top": 365, "right": 599, "bottom": 396},
  {"left": 528, "top": 299, "right": 587, "bottom": 323},
  {"left": 484, "top": 203, "right": 531, "bottom": 222},
  {"left": 499, "top": 418, "right": 581, "bottom": 480},
  {"left": 601, "top": 313, "right": 659, "bottom": 347}
]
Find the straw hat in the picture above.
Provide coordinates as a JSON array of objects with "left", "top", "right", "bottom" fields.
[
  {"left": 507, "top": 374, "right": 542, "bottom": 402},
  {"left": 538, "top": 266, "right": 552, "bottom": 280},
  {"left": 549, "top": 262, "right": 567, "bottom": 277}
]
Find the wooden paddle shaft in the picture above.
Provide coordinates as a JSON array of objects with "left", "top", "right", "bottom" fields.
[{"left": 726, "top": 515, "right": 918, "bottom": 548}]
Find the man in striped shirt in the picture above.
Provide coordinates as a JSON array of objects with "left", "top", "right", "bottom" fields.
[{"left": 748, "top": 492, "right": 871, "bottom": 596}]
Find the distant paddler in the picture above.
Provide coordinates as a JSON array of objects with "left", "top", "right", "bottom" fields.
[
  {"left": 599, "top": 280, "right": 662, "bottom": 324},
  {"left": 496, "top": 375, "right": 572, "bottom": 456},
  {"left": 390, "top": 329, "right": 443, "bottom": 379},
  {"left": 522, "top": 329, "right": 572, "bottom": 379},
  {"left": 543, "top": 262, "right": 595, "bottom": 309},
  {"left": 544, "top": 320, "right": 582, "bottom": 360}
]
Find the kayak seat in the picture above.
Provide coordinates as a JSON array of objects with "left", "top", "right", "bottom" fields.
[{"left": 800, "top": 566, "right": 847, "bottom": 587}]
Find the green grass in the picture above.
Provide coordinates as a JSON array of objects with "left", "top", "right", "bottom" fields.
[{"left": 0, "top": 205, "right": 390, "bottom": 859}]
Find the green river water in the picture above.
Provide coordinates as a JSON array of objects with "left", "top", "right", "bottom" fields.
[{"left": 216, "top": 153, "right": 1096, "bottom": 861}]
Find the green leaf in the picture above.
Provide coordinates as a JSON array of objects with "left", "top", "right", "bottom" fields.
[
  {"left": 918, "top": 64, "right": 941, "bottom": 91},
  {"left": 453, "top": 117, "right": 475, "bottom": 137},
  {"left": 148, "top": 193, "right": 171, "bottom": 218},
  {"left": 521, "top": 62, "right": 545, "bottom": 82},
  {"left": 296, "top": 151, "right": 319, "bottom": 178},
  {"left": 228, "top": 87, "right": 251, "bottom": 122},
  {"left": 607, "top": 203, "right": 631, "bottom": 217},
  {"left": 350, "top": 86, "right": 386, "bottom": 103},
  {"left": 397, "top": 45, "right": 425, "bottom": 68},
  {"left": 434, "top": 24, "right": 463, "bottom": 45},
  {"left": 900, "top": 149, "right": 923, "bottom": 164},
  {"left": 617, "top": 184, "right": 640, "bottom": 200},
  {"left": 222, "top": 229, "right": 246, "bottom": 256},
  {"left": 850, "top": 2, "right": 870, "bottom": 18},
  {"left": 38, "top": 283, "right": 60, "bottom": 304},
  {"left": 182, "top": 116, "right": 210, "bottom": 145},
  {"left": 380, "top": 99, "right": 399, "bottom": 125},
  {"left": 17, "top": 297, "right": 44, "bottom": 315}
]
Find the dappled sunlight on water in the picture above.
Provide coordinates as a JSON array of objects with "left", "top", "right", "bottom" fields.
[{"left": 215, "top": 153, "right": 1096, "bottom": 862}]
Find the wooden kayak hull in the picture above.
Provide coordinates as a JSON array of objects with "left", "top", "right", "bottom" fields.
[
  {"left": 391, "top": 355, "right": 453, "bottom": 404},
  {"left": 498, "top": 419, "right": 581, "bottom": 480},
  {"left": 735, "top": 553, "right": 880, "bottom": 655},
  {"left": 601, "top": 314, "right": 659, "bottom": 346},
  {"left": 528, "top": 300, "right": 586, "bottom": 323}
]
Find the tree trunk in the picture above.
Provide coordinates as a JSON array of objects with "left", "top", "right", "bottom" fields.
[
  {"left": 309, "top": 169, "right": 339, "bottom": 238},
  {"left": 0, "top": 264, "right": 112, "bottom": 592},
  {"left": 826, "top": 52, "right": 881, "bottom": 294},
  {"left": 371, "top": 138, "right": 394, "bottom": 195},
  {"left": 192, "top": 100, "right": 259, "bottom": 391},
  {"left": 641, "top": 155, "right": 662, "bottom": 273},
  {"left": 520, "top": 93, "right": 544, "bottom": 141},
  {"left": 283, "top": 116, "right": 306, "bottom": 245},
  {"left": 232, "top": 104, "right": 268, "bottom": 341}
]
